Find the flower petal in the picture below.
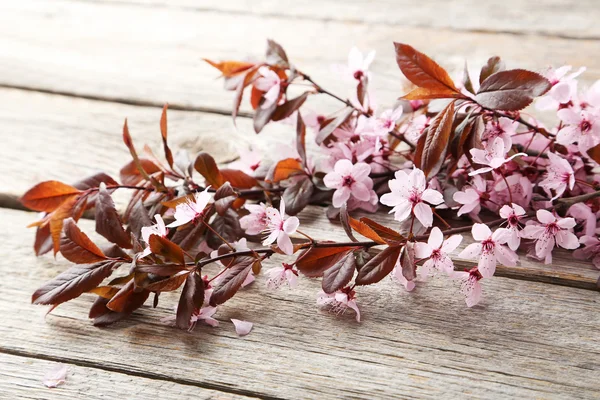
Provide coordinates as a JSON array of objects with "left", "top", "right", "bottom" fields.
[
  {"left": 231, "top": 319, "right": 253, "bottom": 336},
  {"left": 283, "top": 216, "right": 300, "bottom": 235},
  {"left": 43, "top": 364, "right": 68, "bottom": 388},
  {"left": 472, "top": 223, "right": 492, "bottom": 241},
  {"left": 413, "top": 202, "right": 433, "bottom": 227}
]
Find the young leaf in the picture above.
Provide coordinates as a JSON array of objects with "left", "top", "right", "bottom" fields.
[
  {"left": 339, "top": 203, "right": 359, "bottom": 242},
  {"left": 315, "top": 107, "right": 354, "bottom": 145},
  {"left": 20, "top": 181, "right": 82, "bottom": 212},
  {"left": 149, "top": 235, "right": 186, "bottom": 265},
  {"left": 210, "top": 256, "right": 254, "bottom": 306},
  {"left": 271, "top": 92, "right": 309, "bottom": 122},
  {"left": 160, "top": 104, "right": 174, "bottom": 168},
  {"left": 266, "top": 39, "right": 289, "bottom": 68},
  {"left": 355, "top": 245, "right": 401, "bottom": 285},
  {"left": 194, "top": 152, "right": 224, "bottom": 187},
  {"left": 32, "top": 260, "right": 118, "bottom": 306},
  {"left": 282, "top": 175, "right": 314, "bottom": 216},
  {"left": 60, "top": 218, "right": 108, "bottom": 264},
  {"left": 176, "top": 272, "right": 205, "bottom": 329},
  {"left": 272, "top": 158, "right": 304, "bottom": 183},
  {"left": 296, "top": 246, "right": 357, "bottom": 277},
  {"left": 144, "top": 271, "right": 189, "bottom": 292},
  {"left": 95, "top": 183, "right": 132, "bottom": 249},
  {"left": 475, "top": 69, "right": 551, "bottom": 111},
  {"left": 203, "top": 59, "right": 255, "bottom": 78},
  {"left": 479, "top": 56, "right": 506, "bottom": 85},
  {"left": 394, "top": 43, "right": 460, "bottom": 93},
  {"left": 348, "top": 217, "right": 386, "bottom": 244},
  {"left": 322, "top": 252, "right": 356, "bottom": 293},
  {"left": 414, "top": 101, "right": 455, "bottom": 179},
  {"left": 120, "top": 159, "right": 161, "bottom": 186}
]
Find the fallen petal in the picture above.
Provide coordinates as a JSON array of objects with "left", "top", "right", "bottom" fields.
[
  {"left": 43, "top": 364, "right": 68, "bottom": 388},
  {"left": 231, "top": 319, "right": 253, "bottom": 336}
]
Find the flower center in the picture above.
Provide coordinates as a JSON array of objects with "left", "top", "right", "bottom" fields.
[
  {"left": 408, "top": 187, "right": 422, "bottom": 205},
  {"left": 508, "top": 214, "right": 519, "bottom": 226},
  {"left": 431, "top": 248, "right": 442, "bottom": 260},
  {"left": 353, "top": 70, "right": 364, "bottom": 80},
  {"left": 481, "top": 238, "right": 495, "bottom": 253},
  {"left": 545, "top": 222, "right": 560, "bottom": 235},
  {"left": 580, "top": 120, "right": 592, "bottom": 133},
  {"left": 342, "top": 175, "right": 355, "bottom": 187},
  {"left": 316, "top": 115, "right": 326, "bottom": 125}
]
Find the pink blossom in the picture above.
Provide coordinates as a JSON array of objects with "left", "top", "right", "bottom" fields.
[
  {"left": 231, "top": 319, "right": 253, "bottom": 336},
  {"left": 453, "top": 175, "right": 487, "bottom": 216},
  {"left": 140, "top": 214, "right": 168, "bottom": 258},
  {"left": 380, "top": 168, "right": 444, "bottom": 227},
  {"left": 482, "top": 118, "right": 518, "bottom": 149},
  {"left": 253, "top": 66, "right": 281, "bottom": 108},
  {"left": 167, "top": 188, "right": 212, "bottom": 228},
  {"left": 373, "top": 106, "right": 403, "bottom": 135},
  {"left": 521, "top": 210, "right": 579, "bottom": 264},
  {"left": 469, "top": 137, "right": 526, "bottom": 176},
  {"left": 492, "top": 173, "right": 533, "bottom": 208},
  {"left": 391, "top": 264, "right": 416, "bottom": 291},
  {"left": 414, "top": 227, "right": 463, "bottom": 277},
  {"left": 497, "top": 203, "right": 526, "bottom": 251},
  {"left": 399, "top": 114, "right": 429, "bottom": 145},
  {"left": 573, "top": 236, "right": 600, "bottom": 269},
  {"left": 263, "top": 200, "right": 299, "bottom": 255},
  {"left": 317, "top": 287, "right": 361, "bottom": 322},
  {"left": 43, "top": 364, "right": 68, "bottom": 388},
  {"left": 568, "top": 203, "right": 597, "bottom": 237},
  {"left": 333, "top": 46, "right": 375, "bottom": 82},
  {"left": 538, "top": 152, "right": 575, "bottom": 200},
  {"left": 323, "top": 160, "right": 373, "bottom": 208},
  {"left": 228, "top": 146, "right": 262, "bottom": 176},
  {"left": 579, "top": 80, "right": 600, "bottom": 109},
  {"left": 240, "top": 203, "right": 268, "bottom": 235},
  {"left": 536, "top": 65, "right": 585, "bottom": 110},
  {"left": 265, "top": 263, "right": 298, "bottom": 289},
  {"left": 458, "top": 223, "right": 518, "bottom": 278},
  {"left": 346, "top": 189, "right": 379, "bottom": 213},
  {"left": 452, "top": 267, "right": 483, "bottom": 308},
  {"left": 556, "top": 108, "right": 600, "bottom": 154}
]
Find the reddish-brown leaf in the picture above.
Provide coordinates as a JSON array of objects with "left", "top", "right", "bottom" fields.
[
  {"left": 214, "top": 182, "right": 238, "bottom": 216},
  {"left": 20, "top": 181, "right": 82, "bottom": 212},
  {"left": 254, "top": 97, "right": 279, "bottom": 133},
  {"left": 34, "top": 223, "right": 53, "bottom": 256},
  {"left": 348, "top": 217, "right": 387, "bottom": 244},
  {"left": 355, "top": 245, "right": 401, "bottom": 285},
  {"left": 339, "top": 203, "right": 358, "bottom": 242},
  {"left": 144, "top": 271, "right": 189, "bottom": 292},
  {"left": 232, "top": 67, "right": 259, "bottom": 123},
  {"left": 95, "top": 183, "right": 132, "bottom": 249},
  {"left": 88, "top": 286, "right": 121, "bottom": 299},
  {"left": 203, "top": 59, "right": 255, "bottom": 78},
  {"left": 266, "top": 39, "right": 289, "bottom": 67},
  {"left": 176, "top": 272, "right": 205, "bottom": 329},
  {"left": 414, "top": 101, "right": 455, "bottom": 179},
  {"left": 106, "top": 281, "right": 150, "bottom": 313},
  {"left": 135, "top": 263, "right": 190, "bottom": 276},
  {"left": 296, "top": 246, "right": 357, "bottom": 277},
  {"left": 149, "top": 235, "right": 185, "bottom": 265},
  {"left": 32, "top": 260, "right": 118, "bottom": 306},
  {"left": 586, "top": 142, "right": 600, "bottom": 164},
  {"left": 400, "top": 242, "right": 417, "bottom": 282},
  {"left": 402, "top": 87, "right": 465, "bottom": 100},
  {"left": 160, "top": 104, "right": 174, "bottom": 168},
  {"left": 119, "top": 158, "right": 161, "bottom": 186},
  {"left": 475, "top": 69, "right": 551, "bottom": 111},
  {"left": 479, "top": 56, "right": 506, "bottom": 85},
  {"left": 60, "top": 218, "right": 107, "bottom": 264},
  {"left": 271, "top": 92, "right": 309, "bottom": 122},
  {"left": 315, "top": 107, "right": 354, "bottom": 145},
  {"left": 49, "top": 195, "right": 81, "bottom": 255},
  {"left": 322, "top": 252, "right": 356, "bottom": 293},
  {"left": 296, "top": 112, "right": 308, "bottom": 167},
  {"left": 90, "top": 287, "right": 149, "bottom": 326},
  {"left": 272, "top": 158, "right": 304, "bottom": 183},
  {"left": 220, "top": 169, "right": 258, "bottom": 189},
  {"left": 394, "top": 43, "right": 459, "bottom": 93},
  {"left": 209, "top": 256, "right": 255, "bottom": 306},
  {"left": 282, "top": 175, "right": 314, "bottom": 216},
  {"left": 194, "top": 152, "right": 224, "bottom": 188},
  {"left": 359, "top": 217, "right": 404, "bottom": 244}
]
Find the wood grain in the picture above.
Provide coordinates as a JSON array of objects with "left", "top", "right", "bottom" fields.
[
  {"left": 0, "top": 352, "right": 250, "bottom": 400},
  {"left": 2, "top": 208, "right": 600, "bottom": 399},
  {"left": 104, "top": 0, "right": 600, "bottom": 39},
  {"left": 0, "top": 87, "right": 597, "bottom": 290},
  {"left": 0, "top": 1, "right": 598, "bottom": 117}
]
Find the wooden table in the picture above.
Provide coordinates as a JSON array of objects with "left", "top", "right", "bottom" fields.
[{"left": 1, "top": 1, "right": 600, "bottom": 398}]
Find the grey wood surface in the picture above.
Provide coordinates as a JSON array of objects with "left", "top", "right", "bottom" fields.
[
  {"left": 3, "top": 208, "right": 600, "bottom": 399},
  {"left": 1, "top": 0, "right": 599, "bottom": 398}
]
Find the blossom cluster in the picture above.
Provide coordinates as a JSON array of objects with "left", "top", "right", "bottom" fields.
[{"left": 23, "top": 41, "right": 600, "bottom": 332}]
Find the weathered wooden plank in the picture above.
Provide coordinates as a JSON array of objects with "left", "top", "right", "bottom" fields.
[
  {"left": 0, "top": 1, "right": 598, "bottom": 116},
  {"left": 0, "top": 351, "right": 250, "bottom": 400},
  {"left": 2, "top": 208, "right": 600, "bottom": 399},
  {"left": 103, "top": 0, "right": 600, "bottom": 39}
]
